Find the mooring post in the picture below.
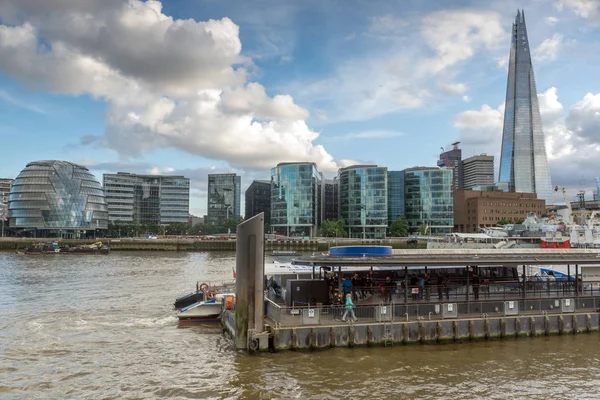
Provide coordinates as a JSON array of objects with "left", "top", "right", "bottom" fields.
[{"left": 235, "top": 213, "right": 265, "bottom": 350}]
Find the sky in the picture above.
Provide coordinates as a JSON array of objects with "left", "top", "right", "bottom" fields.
[{"left": 1, "top": 0, "right": 600, "bottom": 216}]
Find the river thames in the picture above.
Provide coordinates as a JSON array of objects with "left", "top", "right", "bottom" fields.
[{"left": 1, "top": 251, "right": 600, "bottom": 399}]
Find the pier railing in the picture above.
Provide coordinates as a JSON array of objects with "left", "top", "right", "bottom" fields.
[{"left": 264, "top": 281, "right": 600, "bottom": 328}]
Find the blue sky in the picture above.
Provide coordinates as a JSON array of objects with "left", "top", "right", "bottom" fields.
[{"left": 1, "top": 0, "right": 600, "bottom": 215}]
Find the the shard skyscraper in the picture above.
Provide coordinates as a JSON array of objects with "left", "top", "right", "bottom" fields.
[{"left": 498, "top": 10, "right": 553, "bottom": 204}]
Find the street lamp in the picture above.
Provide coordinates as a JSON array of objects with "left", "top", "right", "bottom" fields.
[{"left": 0, "top": 201, "right": 6, "bottom": 238}]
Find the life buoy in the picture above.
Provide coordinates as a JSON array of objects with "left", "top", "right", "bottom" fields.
[
  {"left": 199, "top": 283, "right": 209, "bottom": 292},
  {"left": 207, "top": 290, "right": 217, "bottom": 300}
]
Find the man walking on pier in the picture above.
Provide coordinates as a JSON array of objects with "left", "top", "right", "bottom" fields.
[{"left": 383, "top": 276, "right": 394, "bottom": 303}]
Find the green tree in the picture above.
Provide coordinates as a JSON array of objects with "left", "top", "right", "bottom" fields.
[
  {"left": 417, "top": 223, "right": 429, "bottom": 235},
  {"left": 497, "top": 218, "right": 514, "bottom": 225},
  {"left": 320, "top": 218, "right": 347, "bottom": 237},
  {"left": 389, "top": 216, "right": 409, "bottom": 237}
]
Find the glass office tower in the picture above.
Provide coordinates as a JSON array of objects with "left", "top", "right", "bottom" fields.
[
  {"left": 271, "top": 162, "right": 322, "bottom": 238},
  {"left": 339, "top": 165, "right": 388, "bottom": 239},
  {"left": 404, "top": 167, "right": 453, "bottom": 235},
  {"left": 498, "top": 10, "right": 553, "bottom": 203},
  {"left": 207, "top": 173, "right": 241, "bottom": 225},
  {"left": 103, "top": 173, "right": 190, "bottom": 225},
  {"left": 387, "top": 170, "right": 405, "bottom": 227},
  {"left": 8, "top": 160, "right": 108, "bottom": 237}
]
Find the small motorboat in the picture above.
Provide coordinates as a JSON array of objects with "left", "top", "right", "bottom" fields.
[
  {"left": 174, "top": 280, "right": 236, "bottom": 310},
  {"left": 178, "top": 293, "right": 236, "bottom": 322}
]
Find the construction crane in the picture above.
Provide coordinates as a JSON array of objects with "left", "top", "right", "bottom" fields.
[{"left": 554, "top": 185, "right": 574, "bottom": 225}]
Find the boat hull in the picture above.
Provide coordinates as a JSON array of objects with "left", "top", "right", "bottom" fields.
[
  {"left": 178, "top": 302, "right": 222, "bottom": 323},
  {"left": 174, "top": 292, "right": 205, "bottom": 310}
]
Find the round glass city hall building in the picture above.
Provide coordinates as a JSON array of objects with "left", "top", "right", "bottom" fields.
[{"left": 8, "top": 160, "right": 108, "bottom": 237}]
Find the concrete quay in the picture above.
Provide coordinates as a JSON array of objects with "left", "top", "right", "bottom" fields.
[{"left": 222, "top": 309, "right": 600, "bottom": 352}]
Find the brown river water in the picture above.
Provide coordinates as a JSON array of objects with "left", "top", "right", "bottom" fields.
[{"left": 1, "top": 251, "right": 600, "bottom": 399}]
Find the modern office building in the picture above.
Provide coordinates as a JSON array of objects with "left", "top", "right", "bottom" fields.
[
  {"left": 338, "top": 165, "right": 388, "bottom": 239},
  {"left": 271, "top": 162, "right": 322, "bottom": 237},
  {"left": 245, "top": 180, "right": 271, "bottom": 224},
  {"left": 594, "top": 177, "right": 600, "bottom": 201},
  {"left": 454, "top": 190, "right": 545, "bottom": 233},
  {"left": 437, "top": 142, "right": 463, "bottom": 191},
  {"left": 498, "top": 10, "right": 553, "bottom": 203},
  {"left": 462, "top": 154, "right": 494, "bottom": 190},
  {"left": 404, "top": 167, "right": 454, "bottom": 235},
  {"left": 103, "top": 173, "right": 190, "bottom": 225},
  {"left": 387, "top": 170, "right": 405, "bottom": 226},
  {"left": 207, "top": 173, "right": 241, "bottom": 225},
  {"left": 322, "top": 178, "right": 339, "bottom": 222},
  {"left": 8, "top": 160, "right": 108, "bottom": 237}
]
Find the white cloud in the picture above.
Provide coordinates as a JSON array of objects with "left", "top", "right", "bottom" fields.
[
  {"left": 368, "top": 14, "right": 409, "bottom": 38},
  {"left": 439, "top": 82, "right": 467, "bottom": 94},
  {"left": 556, "top": 0, "right": 600, "bottom": 23},
  {"left": 420, "top": 9, "right": 506, "bottom": 74},
  {"left": 533, "top": 34, "right": 565, "bottom": 62},
  {"left": 331, "top": 130, "right": 405, "bottom": 140},
  {"left": 0, "top": 0, "right": 342, "bottom": 172},
  {"left": 289, "top": 8, "right": 506, "bottom": 122},
  {"left": 566, "top": 92, "right": 600, "bottom": 143},
  {"left": 545, "top": 16, "right": 559, "bottom": 25},
  {"left": 462, "top": 95, "right": 471, "bottom": 102}
]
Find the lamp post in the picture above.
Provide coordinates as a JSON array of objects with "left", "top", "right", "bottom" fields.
[{"left": 0, "top": 199, "right": 6, "bottom": 238}]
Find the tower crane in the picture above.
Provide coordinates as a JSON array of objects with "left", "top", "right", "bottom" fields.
[{"left": 554, "top": 185, "right": 574, "bottom": 225}]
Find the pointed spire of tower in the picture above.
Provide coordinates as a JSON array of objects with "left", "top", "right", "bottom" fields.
[{"left": 498, "top": 10, "right": 553, "bottom": 203}]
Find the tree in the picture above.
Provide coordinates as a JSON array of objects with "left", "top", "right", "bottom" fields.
[
  {"left": 321, "top": 219, "right": 347, "bottom": 237},
  {"left": 497, "top": 218, "right": 514, "bottom": 225},
  {"left": 389, "top": 216, "right": 409, "bottom": 237},
  {"left": 417, "top": 223, "right": 429, "bottom": 236}
]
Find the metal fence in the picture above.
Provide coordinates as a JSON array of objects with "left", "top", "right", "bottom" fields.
[{"left": 264, "top": 293, "right": 600, "bottom": 328}]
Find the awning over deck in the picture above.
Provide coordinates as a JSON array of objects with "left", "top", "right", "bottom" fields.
[{"left": 292, "top": 249, "right": 600, "bottom": 267}]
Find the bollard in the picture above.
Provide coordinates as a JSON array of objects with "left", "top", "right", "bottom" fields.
[
  {"left": 586, "top": 314, "right": 592, "bottom": 332},
  {"left": 452, "top": 321, "right": 458, "bottom": 341},
  {"left": 558, "top": 315, "right": 564, "bottom": 335},
  {"left": 329, "top": 327, "right": 335, "bottom": 348},
  {"left": 291, "top": 329, "right": 297, "bottom": 350},
  {"left": 468, "top": 320, "right": 474, "bottom": 340},
  {"left": 402, "top": 324, "right": 409, "bottom": 344}
]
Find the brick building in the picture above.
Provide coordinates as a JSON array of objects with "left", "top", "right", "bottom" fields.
[{"left": 454, "top": 191, "right": 546, "bottom": 233}]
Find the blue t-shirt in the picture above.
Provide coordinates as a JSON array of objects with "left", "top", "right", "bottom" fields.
[{"left": 342, "top": 279, "right": 352, "bottom": 293}]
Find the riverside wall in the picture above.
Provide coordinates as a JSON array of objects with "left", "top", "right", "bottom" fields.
[
  {"left": 0, "top": 238, "right": 425, "bottom": 252},
  {"left": 222, "top": 311, "right": 600, "bottom": 353}
]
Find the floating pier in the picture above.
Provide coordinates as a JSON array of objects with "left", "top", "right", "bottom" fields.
[{"left": 225, "top": 245, "right": 600, "bottom": 353}]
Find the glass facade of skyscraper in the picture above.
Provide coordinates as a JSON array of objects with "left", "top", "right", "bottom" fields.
[
  {"left": 245, "top": 180, "right": 271, "bottom": 224},
  {"left": 207, "top": 174, "right": 241, "bottom": 225},
  {"left": 271, "top": 162, "right": 321, "bottom": 237},
  {"left": 498, "top": 10, "right": 553, "bottom": 203},
  {"left": 339, "top": 165, "right": 388, "bottom": 239},
  {"left": 404, "top": 167, "right": 453, "bottom": 235},
  {"left": 8, "top": 160, "right": 108, "bottom": 237},
  {"left": 387, "top": 170, "right": 405, "bottom": 227},
  {"left": 103, "top": 173, "right": 190, "bottom": 224}
]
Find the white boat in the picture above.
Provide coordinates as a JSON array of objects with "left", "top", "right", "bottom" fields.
[{"left": 178, "top": 293, "right": 235, "bottom": 322}]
